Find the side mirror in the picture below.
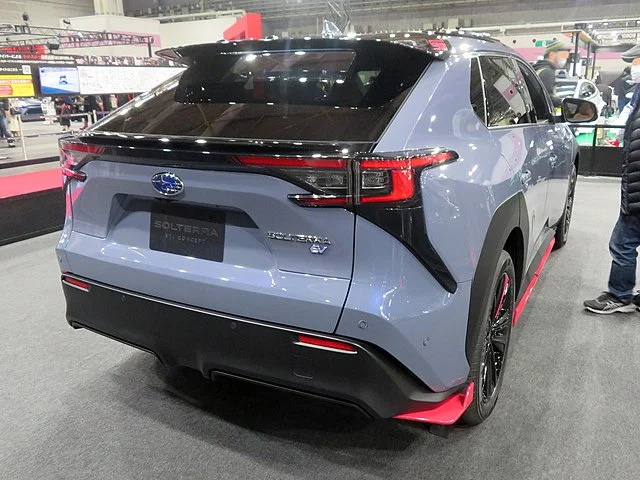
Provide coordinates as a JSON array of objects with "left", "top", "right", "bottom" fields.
[{"left": 562, "top": 98, "right": 598, "bottom": 123}]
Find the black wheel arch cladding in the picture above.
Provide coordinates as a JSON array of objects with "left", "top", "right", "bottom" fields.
[{"left": 466, "top": 193, "right": 528, "bottom": 363}]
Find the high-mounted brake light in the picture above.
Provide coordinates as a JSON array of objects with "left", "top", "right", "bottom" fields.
[
  {"left": 296, "top": 334, "right": 357, "bottom": 353},
  {"left": 59, "top": 140, "right": 104, "bottom": 184},
  {"left": 237, "top": 150, "right": 457, "bottom": 207}
]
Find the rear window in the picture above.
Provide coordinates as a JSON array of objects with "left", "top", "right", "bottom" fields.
[{"left": 94, "top": 47, "right": 431, "bottom": 142}]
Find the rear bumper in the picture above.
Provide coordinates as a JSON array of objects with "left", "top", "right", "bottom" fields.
[{"left": 62, "top": 274, "right": 468, "bottom": 421}]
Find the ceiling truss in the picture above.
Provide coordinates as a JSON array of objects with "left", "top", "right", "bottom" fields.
[{"left": 0, "top": 24, "right": 155, "bottom": 50}]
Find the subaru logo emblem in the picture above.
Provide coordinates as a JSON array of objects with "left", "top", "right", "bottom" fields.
[{"left": 151, "top": 172, "right": 184, "bottom": 196}]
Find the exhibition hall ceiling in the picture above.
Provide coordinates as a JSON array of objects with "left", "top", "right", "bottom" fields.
[{"left": 123, "top": 0, "right": 640, "bottom": 22}]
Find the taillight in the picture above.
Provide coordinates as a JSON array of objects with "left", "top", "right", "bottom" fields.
[
  {"left": 237, "top": 150, "right": 457, "bottom": 207},
  {"left": 238, "top": 156, "right": 351, "bottom": 205},
  {"left": 358, "top": 152, "right": 456, "bottom": 203},
  {"left": 59, "top": 139, "right": 104, "bottom": 184}
]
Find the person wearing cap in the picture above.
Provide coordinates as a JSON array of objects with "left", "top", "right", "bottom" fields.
[
  {"left": 584, "top": 44, "right": 640, "bottom": 313},
  {"left": 534, "top": 41, "right": 572, "bottom": 107}
]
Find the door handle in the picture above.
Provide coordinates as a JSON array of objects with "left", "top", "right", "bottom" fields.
[{"left": 521, "top": 170, "right": 532, "bottom": 186}]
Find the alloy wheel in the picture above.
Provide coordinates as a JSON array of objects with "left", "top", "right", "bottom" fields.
[
  {"left": 563, "top": 168, "right": 577, "bottom": 240},
  {"left": 480, "top": 272, "right": 512, "bottom": 404}
]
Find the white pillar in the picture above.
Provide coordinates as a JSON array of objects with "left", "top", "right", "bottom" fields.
[{"left": 94, "top": 0, "right": 124, "bottom": 16}]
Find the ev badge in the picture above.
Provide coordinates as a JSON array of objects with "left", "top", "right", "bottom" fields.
[{"left": 309, "top": 244, "right": 329, "bottom": 255}]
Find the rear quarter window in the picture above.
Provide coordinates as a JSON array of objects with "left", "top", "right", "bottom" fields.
[
  {"left": 470, "top": 57, "right": 486, "bottom": 123},
  {"left": 479, "top": 56, "right": 534, "bottom": 127}
]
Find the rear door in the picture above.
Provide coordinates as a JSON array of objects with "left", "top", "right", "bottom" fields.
[
  {"left": 479, "top": 55, "right": 551, "bottom": 261},
  {"left": 517, "top": 59, "right": 572, "bottom": 229},
  {"left": 63, "top": 42, "right": 431, "bottom": 333}
]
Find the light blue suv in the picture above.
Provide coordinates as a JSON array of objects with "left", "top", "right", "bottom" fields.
[{"left": 57, "top": 32, "right": 595, "bottom": 426}]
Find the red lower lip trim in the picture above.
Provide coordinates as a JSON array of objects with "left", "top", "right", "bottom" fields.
[
  {"left": 494, "top": 274, "right": 510, "bottom": 319},
  {"left": 62, "top": 276, "right": 90, "bottom": 292},
  {"left": 513, "top": 237, "right": 555, "bottom": 326},
  {"left": 393, "top": 382, "right": 475, "bottom": 425}
]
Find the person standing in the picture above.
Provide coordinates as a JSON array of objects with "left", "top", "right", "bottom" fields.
[
  {"left": 584, "top": 44, "right": 640, "bottom": 313},
  {"left": 595, "top": 79, "right": 614, "bottom": 116},
  {"left": 60, "top": 96, "right": 73, "bottom": 132},
  {"left": 8, "top": 99, "right": 20, "bottom": 137},
  {"left": 0, "top": 98, "right": 16, "bottom": 147},
  {"left": 611, "top": 66, "right": 633, "bottom": 112},
  {"left": 534, "top": 41, "right": 572, "bottom": 107}
]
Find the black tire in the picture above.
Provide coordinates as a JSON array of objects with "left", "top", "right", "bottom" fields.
[
  {"left": 554, "top": 163, "right": 577, "bottom": 250},
  {"left": 461, "top": 250, "right": 515, "bottom": 426}
]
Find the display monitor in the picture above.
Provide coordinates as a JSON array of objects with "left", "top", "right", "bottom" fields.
[{"left": 39, "top": 66, "right": 80, "bottom": 95}]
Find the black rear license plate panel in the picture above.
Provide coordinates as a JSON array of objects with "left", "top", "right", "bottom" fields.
[{"left": 150, "top": 202, "right": 225, "bottom": 262}]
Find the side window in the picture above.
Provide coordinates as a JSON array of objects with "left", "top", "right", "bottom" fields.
[
  {"left": 479, "top": 56, "right": 534, "bottom": 127},
  {"left": 470, "top": 57, "right": 486, "bottom": 123},
  {"left": 580, "top": 82, "right": 596, "bottom": 99},
  {"left": 518, "top": 61, "right": 552, "bottom": 122}
]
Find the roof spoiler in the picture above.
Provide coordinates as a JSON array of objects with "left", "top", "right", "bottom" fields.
[{"left": 156, "top": 34, "right": 452, "bottom": 66}]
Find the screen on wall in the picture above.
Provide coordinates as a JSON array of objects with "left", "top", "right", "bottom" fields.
[
  {"left": 77, "top": 66, "right": 184, "bottom": 94},
  {"left": 39, "top": 66, "right": 81, "bottom": 95},
  {"left": 0, "top": 74, "right": 35, "bottom": 97}
]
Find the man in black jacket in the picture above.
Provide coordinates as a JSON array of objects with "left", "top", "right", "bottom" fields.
[
  {"left": 534, "top": 41, "right": 572, "bottom": 107},
  {"left": 611, "top": 66, "right": 632, "bottom": 111},
  {"left": 584, "top": 44, "right": 640, "bottom": 313}
]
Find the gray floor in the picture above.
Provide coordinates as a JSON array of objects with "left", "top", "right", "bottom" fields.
[
  {"left": 0, "top": 161, "right": 59, "bottom": 177},
  {"left": 1, "top": 177, "right": 639, "bottom": 480},
  {"left": 0, "top": 122, "right": 73, "bottom": 165}
]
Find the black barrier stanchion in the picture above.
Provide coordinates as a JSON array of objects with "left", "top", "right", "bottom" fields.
[
  {"left": 16, "top": 114, "right": 28, "bottom": 161},
  {"left": 590, "top": 125, "right": 598, "bottom": 175}
]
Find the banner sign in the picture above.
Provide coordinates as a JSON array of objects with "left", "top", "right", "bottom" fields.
[
  {"left": 0, "top": 63, "right": 26, "bottom": 74},
  {"left": 0, "top": 52, "right": 178, "bottom": 67},
  {"left": 0, "top": 74, "right": 36, "bottom": 97},
  {"left": 78, "top": 65, "right": 183, "bottom": 94},
  {"left": 0, "top": 53, "right": 76, "bottom": 65},
  {"left": 0, "top": 53, "right": 181, "bottom": 97},
  {"left": 75, "top": 56, "right": 179, "bottom": 67}
]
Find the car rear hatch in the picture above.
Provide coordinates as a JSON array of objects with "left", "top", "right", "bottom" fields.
[{"left": 60, "top": 38, "right": 435, "bottom": 333}]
